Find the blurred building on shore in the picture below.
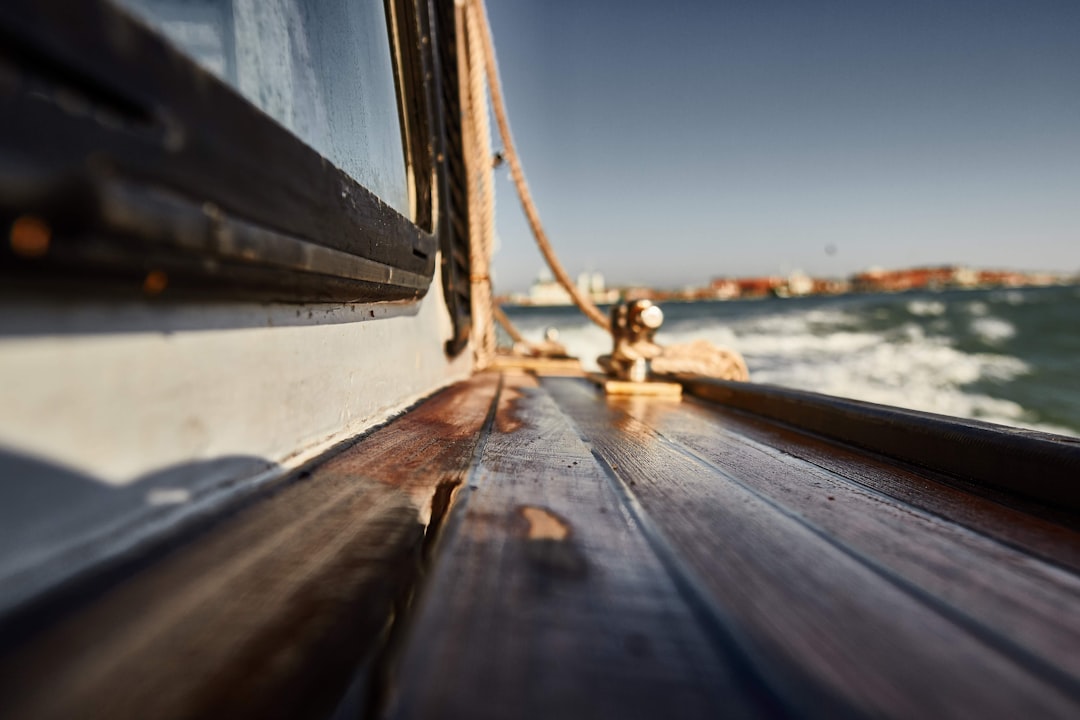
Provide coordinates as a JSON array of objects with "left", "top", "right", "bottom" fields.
[
  {"left": 498, "top": 265, "right": 1073, "bottom": 307},
  {"left": 510, "top": 269, "right": 620, "bottom": 306},
  {"left": 850, "top": 266, "right": 1063, "bottom": 293}
]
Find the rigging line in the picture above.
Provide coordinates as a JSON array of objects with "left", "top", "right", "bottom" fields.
[
  {"left": 467, "top": 0, "right": 612, "bottom": 333},
  {"left": 461, "top": 0, "right": 497, "bottom": 367},
  {"left": 492, "top": 304, "right": 527, "bottom": 345},
  {"left": 460, "top": 0, "right": 748, "bottom": 381}
]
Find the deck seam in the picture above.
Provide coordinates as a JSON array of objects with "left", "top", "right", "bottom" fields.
[
  {"left": 635, "top": 406, "right": 1080, "bottom": 704},
  {"left": 545, "top": 382, "right": 856, "bottom": 720},
  {"left": 681, "top": 397, "right": 1080, "bottom": 581},
  {"left": 688, "top": 396, "right": 1080, "bottom": 535},
  {"left": 368, "top": 373, "right": 504, "bottom": 719},
  {"left": 418, "top": 372, "right": 505, "bottom": 549}
]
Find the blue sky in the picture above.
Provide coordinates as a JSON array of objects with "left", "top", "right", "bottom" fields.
[{"left": 484, "top": 0, "right": 1080, "bottom": 291}]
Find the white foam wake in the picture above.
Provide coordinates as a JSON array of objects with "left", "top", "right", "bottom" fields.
[{"left": 506, "top": 302, "right": 1075, "bottom": 436}]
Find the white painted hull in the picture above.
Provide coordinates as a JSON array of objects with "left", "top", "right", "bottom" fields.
[{"left": 0, "top": 265, "right": 472, "bottom": 614}]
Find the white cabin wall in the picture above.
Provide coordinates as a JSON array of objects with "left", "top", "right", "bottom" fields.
[{"left": 0, "top": 264, "right": 472, "bottom": 613}]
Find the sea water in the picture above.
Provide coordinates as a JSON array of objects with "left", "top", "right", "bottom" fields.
[{"left": 502, "top": 284, "right": 1080, "bottom": 438}]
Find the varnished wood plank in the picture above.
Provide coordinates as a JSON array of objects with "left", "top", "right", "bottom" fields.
[
  {"left": 543, "top": 376, "right": 1080, "bottom": 719},
  {"left": 0, "top": 373, "right": 501, "bottom": 720},
  {"left": 382, "top": 372, "right": 772, "bottom": 720},
  {"left": 601, "top": 389, "right": 1080, "bottom": 689},
  {"left": 317, "top": 371, "right": 503, "bottom": 529},
  {"left": 601, "top": 378, "right": 683, "bottom": 397},
  {"left": 490, "top": 355, "right": 583, "bottom": 374},
  {"left": 680, "top": 398, "right": 1080, "bottom": 574},
  {"left": 678, "top": 376, "right": 1080, "bottom": 510}
]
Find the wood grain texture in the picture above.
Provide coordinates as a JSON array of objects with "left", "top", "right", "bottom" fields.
[
  {"left": 603, "top": 379, "right": 683, "bottom": 396},
  {"left": 317, "top": 372, "right": 502, "bottom": 529},
  {"left": 0, "top": 373, "right": 500, "bottom": 720},
  {"left": 606, "top": 390, "right": 1080, "bottom": 688},
  {"left": 678, "top": 376, "right": 1080, "bottom": 510},
  {"left": 382, "top": 372, "right": 773, "bottom": 720},
  {"left": 678, "top": 398, "right": 1080, "bottom": 574},
  {"left": 543, "top": 376, "right": 1080, "bottom": 719},
  {"left": 491, "top": 355, "right": 584, "bottom": 374},
  {"left": 8, "top": 369, "right": 1080, "bottom": 719}
]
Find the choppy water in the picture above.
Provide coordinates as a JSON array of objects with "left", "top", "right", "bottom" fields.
[{"left": 502, "top": 284, "right": 1080, "bottom": 437}]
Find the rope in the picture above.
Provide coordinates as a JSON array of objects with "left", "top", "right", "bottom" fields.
[
  {"left": 466, "top": 0, "right": 611, "bottom": 332},
  {"left": 460, "top": 0, "right": 497, "bottom": 368},
  {"left": 458, "top": 0, "right": 748, "bottom": 381},
  {"left": 492, "top": 303, "right": 526, "bottom": 344},
  {"left": 653, "top": 340, "right": 749, "bottom": 382}
]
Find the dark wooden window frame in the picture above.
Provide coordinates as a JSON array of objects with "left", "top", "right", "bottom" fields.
[{"left": 0, "top": 0, "right": 470, "bottom": 318}]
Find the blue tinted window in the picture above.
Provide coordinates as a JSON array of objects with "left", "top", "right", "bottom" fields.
[{"left": 115, "top": 0, "right": 410, "bottom": 217}]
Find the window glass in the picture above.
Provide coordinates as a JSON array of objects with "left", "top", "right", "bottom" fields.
[{"left": 114, "top": 0, "right": 410, "bottom": 216}]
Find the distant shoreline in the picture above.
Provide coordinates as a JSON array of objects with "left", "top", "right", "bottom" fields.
[{"left": 499, "top": 266, "right": 1078, "bottom": 308}]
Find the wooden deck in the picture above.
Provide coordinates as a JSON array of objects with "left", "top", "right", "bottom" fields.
[{"left": 2, "top": 370, "right": 1079, "bottom": 719}]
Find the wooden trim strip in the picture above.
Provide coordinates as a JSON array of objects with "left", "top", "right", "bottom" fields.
[
  {"left": 0, "top": 374, "right": 501, "bottom": 720},
  {"left": 382, "top": 372, "right": 779, "bottom": 719},
  {"left": 590, "top": 384, "right": 1080, "bottom": 694},
  {"left": 678, "top": 398, "right": 1080, "bottom": 573},
  {"left": 0, "top": 0, "right": 438, "bottom": 302},
  {"left": 543, "top": 376, "right": 1080, "bottom": 718},
  {"left": 98, "top": 180, "right": 433, "bottom": 292},
  {"left": 678, "top": 376, "right": 1080, "bottom": 511}
]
